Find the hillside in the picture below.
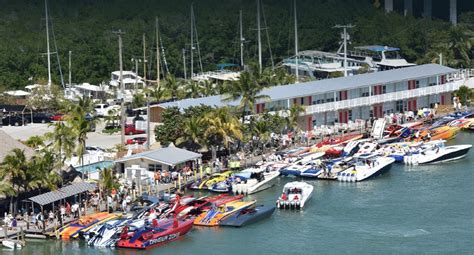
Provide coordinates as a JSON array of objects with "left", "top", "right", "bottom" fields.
[{"left": 0, "top": 0, "right": 472, "bottom": 89}]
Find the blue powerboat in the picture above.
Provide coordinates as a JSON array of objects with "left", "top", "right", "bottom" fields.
[{"left": 219, "top": 205, "right": 275, "bottom": 227}]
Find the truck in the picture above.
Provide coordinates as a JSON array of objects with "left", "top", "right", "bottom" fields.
[{"left": 94, "top": 103, "right": 121, "bottom": 117}]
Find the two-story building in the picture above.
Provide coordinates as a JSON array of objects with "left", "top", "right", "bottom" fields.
[{"left": 150, "top": 64, "right": 474, "bottom": 130}]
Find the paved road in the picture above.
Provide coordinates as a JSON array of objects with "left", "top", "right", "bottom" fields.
[{"left": 0, "top": 118, "right": 157, "bottom": 150}]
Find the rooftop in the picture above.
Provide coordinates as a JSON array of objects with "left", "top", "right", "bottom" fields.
[
  {"left": 0, "top": 130, "right": 35, "bottom": 162},
  {"left": 116, "top": 147, "right": 202, "bottom": 167},
  {"left": 157, "top": 64, "right": 456, "bottom": 110},
  {"left": 355, "top": 45, "right": 401, "bottom": 52}
]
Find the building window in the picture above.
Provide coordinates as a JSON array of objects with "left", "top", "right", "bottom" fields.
[
  {"left": 415, "top": 80, "right": 420, "bottom": 88},
  {"left": 300, "top": 97, "right": 305, "bottom": 105},
  {"left": 382, "top": 86, "right": 386, "bottom": 94},
  {"left": 149, "top": 164, "right": 162, "bottom": 172},
  {"left": 396, "top": 100, "right": 404, "bottom": 112},
  {"left": 348, "top": 110, "right": 352, "bottom": 121}
]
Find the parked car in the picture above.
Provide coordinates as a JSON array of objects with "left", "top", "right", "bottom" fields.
[
  {"left": 2, "top": 115, "right": 28, "bottom": 126},
  {"left": 50, "top": 113, "right": 65, "bottom": 121},
  {"left": 126, "top": 137, "right": 147, "bottom": 145},
  {"left": 125, "top": 124, "right": 145, "bottom": 135},
  {"left": 24, "top": 113, "right": 52, "bottom": 123},
  {"left": 86, "top": 146, "right": 104, "bottom": 153},
  {"left": 104, "top": 122, "right": 121, "bottom": 130},
  {"left": 94, "top": 103, "right": 120, "bottom": 117}
]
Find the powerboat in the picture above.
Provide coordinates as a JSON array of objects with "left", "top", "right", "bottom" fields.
[
  {"left": 276, "top": 181, "right": 313, "bottom": 210},
  {"left": 404, "top": 143, "right": 472, "bottom": 165},
  {"left": 280, "top": 152, "right": 325, "bottom": 176},
  {"left": 56, "top": 212, "right": 119, "bottom": 239},
  {"left": 193, "top": 200, "right": 256, "bottom": 226},
  {"left": 232, "top": 168, "right": 280, "bottom": 195},
  {"left": 117, "top": 218, "right": 193, "bottom": 249},
  {"left": 189, "top": 171, "right": 233, "bottom": 190},
  {"left": 87, "top": 218, "right": 144, "bottom": 247},
  {"left": 219, "top": 205, "right": 275, "bottom": 227},
  {"left": 337, "top": 155, "right": 395, "bottom": 182}
]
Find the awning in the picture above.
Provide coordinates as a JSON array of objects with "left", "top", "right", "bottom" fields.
[{"left": 26, "top": 182, "right": 97, "bottom": 206}]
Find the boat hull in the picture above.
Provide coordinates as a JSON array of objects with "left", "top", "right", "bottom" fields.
[{"left": 219, "top": 205, "right": 275, "bottom": 227}]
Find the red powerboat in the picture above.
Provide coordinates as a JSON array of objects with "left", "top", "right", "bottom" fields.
[{"left": 117, "top": 218, "right": 193, "bottom": 249}]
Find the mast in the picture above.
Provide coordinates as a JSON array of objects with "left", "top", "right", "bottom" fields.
[
  {"left": 257, "top": 0, "right": 262, "bottom": 74},
  {"left": 156, "top": 17, "right": 160, "bottom": 87},
  {"left": 334, "top": 24, "right": 354, "bottom": 77},
  {"left": 114, "top": 29, "right": 126, "bottom": 146},
  {"left": 240, "top": 10, "right": 244, "bottom": 68},
  {"left": 45, "top": 0, "right": 51, "bottom": 88},
  {"left": 143, "top": 33, "right": 147, "bottom": 84},
  {"left": 190, "top": 3, "right": 194, "bottom": 79},
  {"left": 182, "top": 48, "right": 187, "bottom": 80},
  {"left": 68, "top": 51, "right": 72, "bottom": 87},
  {"left": 294, "top": 0, "right": 299, "bottom": 82}
]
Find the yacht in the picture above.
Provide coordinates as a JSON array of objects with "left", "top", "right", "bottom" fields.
[
  {"left": 231, "top": 168, "right": 280, "bottom": 195},
  {"left": 404, "top": 143, "right": 472, "bottom": 165},
  {"left": 345, "top": 45, "right": 415, "bottom": 71},
  {"left": 276, "top": 181, "right": 313, "bottom": 210},
  {"left": 337, "top": 155, "right": 395, "bottom": 182}
]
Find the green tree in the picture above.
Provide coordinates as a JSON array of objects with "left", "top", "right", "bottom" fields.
[
  {"left": 223, "top": 71, "right": 270, "bottom": 122},
  {"left": 45, "top": 121, "right": 75, "bottom": 168},
  {"left": 455, "top": 85, "right": 473, "bottom": 106},
  {"left": 24, "top": 135, "right": 45, "bottom": 149},
  {"left": 154, "top": 107, "right": 184, "bottom": 146},
  {"left": 0, "top": 148, "right": 28, "bottom": 214},
  {"left": 287, "top": 104, "right": 305, "bottom": 132}
]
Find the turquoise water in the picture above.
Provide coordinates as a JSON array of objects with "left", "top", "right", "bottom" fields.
[
  {"left": 6, "top": 133, "right": 474, "bottom": 254},
  {"left": 76, "top": 160, "right": 114, "bottom": 173}
]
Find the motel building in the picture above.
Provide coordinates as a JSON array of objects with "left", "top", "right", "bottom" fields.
[{"left": 149, "top": 64, "right": 474, "bottom": 130}]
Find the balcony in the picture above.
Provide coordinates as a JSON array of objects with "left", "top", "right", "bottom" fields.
[{"left": 305, "top": 69, "right": 474, "bottom": 115}]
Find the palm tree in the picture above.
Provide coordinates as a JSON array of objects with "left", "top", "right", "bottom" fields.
[
  {"left": 253, "top": 120, "right": 271, "bottom": 153},
  {"left": 222, "top": 71, "right": 270, "bottom": 122},
  {"left": 184, "top": 80, "right": 202, "bottom": 98},
  {"left": 287, "top": 104, "right": 305, "bottom": 132},
  {"left": 45, "top": 121, "right": 75, "bottom": 169},
  {"left": 164, "top": 74, "right": 180, "bottom": 99},
  {"left": 24, "top": 135, "right": 45, "bottom": 149},
  {"left": 202, "top": 107, "right": 243, "bottom": 160},
  {"left": 455, "top": 85, "right": 473, "bottom": 106},
  {"left": 99, "top": 167, "right": 115, "bottom": 197},
  {"left": 0, "top": 148, "right": 28, "bottom": 214},
  {"left": 176, "top": 116, "right": 205, "bottom": 150},
  {"left": 65, "top": 97, "right": 97, "bottom": 178}
]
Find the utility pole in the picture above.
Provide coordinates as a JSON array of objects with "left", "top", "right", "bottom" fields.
[
  {"left": 183, "top": 48, "right": 187, "bottom": 80},
  {"left": 156, "top": 17, "right": 160, "bottom": 88},
  {"left": 240, "top": 10, "right": 244, "bottom": 69},
  {"left": 143, "top": 33, "right": 147, "bottom": 85},
  {"left": 294, "top": 0, "right": 299, "bottom": 82},
  {"left": 45, "top": 0, "right": 52, "bottom": 88},
  {"left": 190, "top": 3, "right": 194, "bottom": 79},
  {"left": 114, "top": 29, "right": 126, "bottom": 146},
  {"left": 334, "top": 24, "right": 354, "bottom": 77},
  {"left": 257, "top": 0, "right": 262, "bottom": 74},
  {"left": 68, "top": 50, "right": 72, "bottom": 87}
]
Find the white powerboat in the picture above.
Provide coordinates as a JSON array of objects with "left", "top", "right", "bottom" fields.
[
  {"left": 276, "top": 181, "right": 313, "bottom": 210},
  {"left": 280, "top": 152, "right": 325, "bottom": 176},
  {"left": 337, "top": 155, "right": 395, "bottom": 182},
  {"left": 404, "top": 144, "right": 472, "bottom": 165},
  {"left": 2, "top": 240, "right": 22, "bottom": 250},
  {"left": 232, "top": 168, "right": 280, "bottom": 195}
]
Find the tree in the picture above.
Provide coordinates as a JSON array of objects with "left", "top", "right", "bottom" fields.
[
  {"left": 176, "top": 116, "right": 205, "bottom": 151},
  {"left": 0, "top": 148, "right": 27, "bottom": 214},
  {"left": 287, "top": 104, "right": 305, "bottom": 132},
  {"left": 65, "top": 97, "right": 97, "bottom": 175},
  {"left": 154, "top": 107, "right": 184, "bottom": 146},
  {"left": 455, "top": 85, "right": 473, "bottom": 106},
  {"left": 99, "top": 167, "right": 116, "bottom": 197},
  {"left": 24, "top": 135, "right": 45, "bottom": 149},
  {"left": 223, "top": 71, "right": 270, "bottom": 122},
  {"left": 45, "top": 121, "right": 75, "bottom": 169},
  {"left": 202, "top": 107, "right": 242, "bottom": 150},
  {"left": 252, "top": 119, "right": 271, "bottom": 153}
]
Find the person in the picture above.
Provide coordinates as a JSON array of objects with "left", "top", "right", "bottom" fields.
[
  {"left": 60, "top": 205, "right": 66, "bottom": 221},
  {"left": 121, "top": 199, "right": 127, "bottom": 213},
  {"left": 72, "top": 203, "right": 79, "bottom": 218},
  {"left": 65, "top": 202, "right": 71, "bottom": 217},
  {"left": 107, "top": 195, "right": 113, "bottom": 213},
  {"left": 281, "top": 193, "right": 287, "bottom": 200},
  {"left": 48, "top": 210, "right": 54, "bottom": 225},
  {"left": 31, "top": 211, "right": 37, "bottom": 229}
]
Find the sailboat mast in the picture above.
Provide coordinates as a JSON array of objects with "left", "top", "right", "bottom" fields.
[
  {"left": 240, "top": 10, "right": 244, "bottom": 68},
  {"left": 294, "top": 0, "right": 299, "bottom": 82},
  {"left": 45, "top": 0, "right": 51, "bottom": 87},
  {"left": 190, "top": 3, "right": 194, "bottom": 79},
  {"left": 257, "top": 0, "right": 262, "bottom": 74},
  {"left": 156, "top": 17, "right": 160, "bottom": 87},
  {"left": 143, "top": 33, "right": 147, "bottom": 84},
  {"left": 68, "top": 50, "right": 72, "bottom": 87}
]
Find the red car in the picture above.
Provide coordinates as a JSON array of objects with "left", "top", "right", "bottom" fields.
[
  {"left": 125, "top": 124, "right": 145, "bottom": 135},
  {"left": 50, "top": 113, "right": 65, "bottom": 121},
  {"left": 126, "top": 137, "right": 147, "bottom": 145}
]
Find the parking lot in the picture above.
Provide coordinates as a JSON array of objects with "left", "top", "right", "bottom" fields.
[{"left": 0, "top": 118, "right": 157, "bottom": 150}]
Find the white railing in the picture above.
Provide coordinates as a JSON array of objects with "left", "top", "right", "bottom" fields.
[{"left": 305, "top": 74, "right": 471, "bottom": 115}]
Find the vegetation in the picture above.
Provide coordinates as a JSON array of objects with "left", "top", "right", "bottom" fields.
[
  {"left": 454, "top": 85, "right": 473, "bottom": 106},
  {"left": 0, "top": 1, "right": 472, "bottom": 91}
]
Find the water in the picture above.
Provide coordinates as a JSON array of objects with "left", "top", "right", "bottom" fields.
[{"left": 5, "top": 133, "right": 474, "bottom": 254}]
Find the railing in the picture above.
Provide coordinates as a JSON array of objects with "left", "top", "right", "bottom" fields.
[{"left": 305, "top": 70, "right": 474, "bottom": 115}]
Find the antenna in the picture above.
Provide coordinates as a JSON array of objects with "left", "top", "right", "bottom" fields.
[
  {"left": 333, "top": 24, "right": 355, "bottom": 77},
  {"left": 257, "top": 0, "right": 262, "bottom": 73},
  {"left": 113, "top": 29, "right": 126, "bottom": 146},
  {"left": 45, "top": 0, "right": 51, "bottom": 88},
  {"left": 240, "top": 10, "right": 244, "bottom": 68},
  {"left": 294, "top": 0, "right": 298, "bottom": 82}
]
